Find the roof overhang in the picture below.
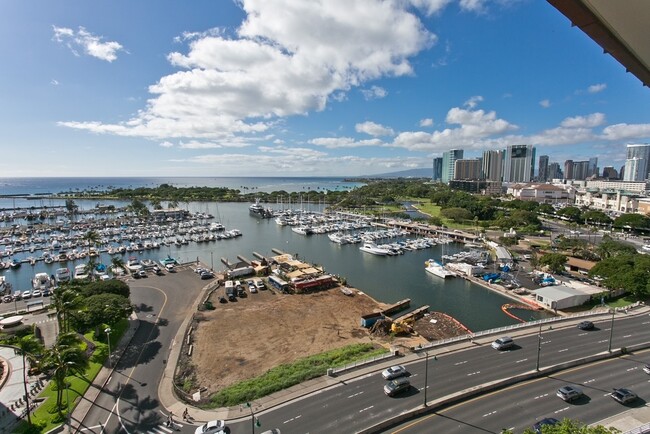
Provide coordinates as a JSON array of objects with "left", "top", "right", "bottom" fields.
[{"left": 547, "top": 0, "right": 650, "bottom": 87}]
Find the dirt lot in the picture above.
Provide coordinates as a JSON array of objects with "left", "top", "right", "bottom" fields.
[{"left": 186, "top": 281, "right": 466, "bottom": 396}]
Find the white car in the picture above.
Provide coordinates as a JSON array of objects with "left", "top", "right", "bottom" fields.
[
  {"left": 31, "top": 289, "right": 42, "bottom": 298},
  {"left": 195, "top": 420, "right": 227, "bottom": 434},
  {"left": 381, "top": 365, "right": 408, "bottom": 380},
  {"left": 491, "top": 336, "right": 514, "bottom": 350},
  {"left": 165, "top": 263, "right": 176, "bottom": 272},
  {"left": 21, "top": 290, "right": 32, "bottom": 299}
]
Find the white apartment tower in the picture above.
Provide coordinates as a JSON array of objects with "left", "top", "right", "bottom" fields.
[{"left": 503, "top": 145, "right": 535, "bottom": 183}]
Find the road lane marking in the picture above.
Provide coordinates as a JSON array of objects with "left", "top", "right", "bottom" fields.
[
  {"left": 642, "top": 321, "right": 650, "bottom": 325},
  {"left": 283, "top": 415, "right": 302, "bottom": 424},
  {"left": 347, "top": 391, "right": 364, "bottom": 398},
  {"left": 359, "top": 405, "right": 374, "bottom": 413},
  {"left": 454, "top": 360, "right": 468, "bottom": 366},
  {"left": 482, "top": 410, "right": 497, "bottom": 417},
  {"left": 467, "top": 371, "right": 481, "bottom": 376},
  {"left": 558, "top": 348, "right": 569, "bottom": 353},
  {"left": 623, "top": 334, "right": 632, "bottom": 338},
  {"left": 584, "top": 378, "right": 596, "bottom": 384},
  {"left": 554, "top": 406, "right": 570, "bottom": 414},
  {"left": 578, "top": 332, "right": 588, "bottom": 336},
  {"left": 534, "top": 393, "right": 549, "bottom": 400},
  {"left": 541, "top": 341, "right": 551, "bottom": 345},
  {"left": 598, "top": 339, "right": 608, "bottom": 343},
  {"left": 516, "top": 358, "right": 528, "bottom": 363},
  {"left": 626, "top": 367, "right": 637, "bottom": 372}
]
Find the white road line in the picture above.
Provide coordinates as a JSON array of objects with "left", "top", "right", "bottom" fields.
[
  {"left": 554, "top": 406, "right": 570, "bottom": 414},
  {"left": 534, "top": 393, "right": 549, "bottom": 400},
  {"left": 347, "top": 391, "right": 364, "bottom": 398},
  {"left": 598, "top": 339, "right": 608, "bottom": 344},
  {"left": 623, "top": 334, "right": 632, "bottom": 338},
  {"left": 584, "top": 379, "right": 596, "bottom": 384},
  {"left": 283, "top": 415, "right": 302, "bottom": 424},
  {"left": 467, "top": 371, "right": 481, "bottom": 376},
  {"left": 626, "top": 367, "right": 637, "bottom": 372},
  {"left": 359, "top": 405, "right": 374, "bottom": 413},
  {"left": 515, "top": 359, "right": 528, "bottom": 363},
  {"left": 454, "top": 360, "right": 468, "bottom": 366},
  {"left": 482, "top": 410, "right": 498, "bottom": 417},
  {"left": 642, "top": 321, "right": 650, "bottom": 325},
  {"left": 541, "top": 341, "right": 551, "bottom": 345},
  {"left": 578, "top": 332, "right": 588, "bottom": 336},
  {"left": 558, "top": 348, "right": 569, "bottom": 353}
]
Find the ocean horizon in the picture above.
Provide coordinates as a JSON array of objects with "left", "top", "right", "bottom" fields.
[{"left": 0, "top": 176, "right": 365, "bottom": 197}]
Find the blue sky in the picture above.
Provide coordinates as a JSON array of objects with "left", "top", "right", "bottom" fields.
[{"left": 1, "top": 0, "right": 649, "bottom": 178}]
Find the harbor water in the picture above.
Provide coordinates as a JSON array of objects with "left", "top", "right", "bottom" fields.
[{"left": 0, "top": 199, "right": 530, "bottom": 332}]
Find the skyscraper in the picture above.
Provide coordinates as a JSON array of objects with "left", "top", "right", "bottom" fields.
[
  {"left": 624, "top": 144, "right": 650, "bottom": 181},
  {"left": 441, "top": 149, "right": 463, "bottom": 184},
  {"left": 564, "top": 160, "right": 574, "bottom": 180},
  {"left": 572, "top": 161, "right": 590, "bottom": 180},
  {"left": 482, "top": 150, "right": 503, "bottom": 181},
  {"left": 432, "top": 157, "right": 443, "bottom": 182},
  {"left": 548, "top": 162, "right": 562, "bottom": 180},
  {"left": 503, "top": 145, "right": 535, "bottom": 183},
  {"left": 602, "top": 166, "right": 618, "bottom": 179},
  {"left": 538, "top": 155, "right": 549, "bottom": 181},
  {"left": 454, "top": 159, "right": 482, "bottom": 180},
  {"left": 588, "top": 157, "right": 598, "bottom": 177}
]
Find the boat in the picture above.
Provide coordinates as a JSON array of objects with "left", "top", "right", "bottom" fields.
[
  {"left": 9, "top": 258, "right": 21, "bottom": 269},
  {"left": 73, "top": 264, "right": 90, "bottom": 280},
  {"left": 425, "top": 259, "right": 456, "bottom": 279},
  {"left": 291, "top": 226, "right": 313, "bottom": 235},
  {"left": 249, "top": 198, "right": 274, "bottom": 218},
  {"left": 141, "top": 259, "right": 157, "bottom": 269},
  {"left": 328, "top": 232, "right": 349, "bottom": 244},
  {"left": 32, "top": 272, "right": 52, "bottom": 290},
  {"left": 359, "top": 242, "right": 391, "bottom": 256},
  {"left": 55, "top": 267, "right": 71, "bottom": 283},
  {"left": 125, "top": 257, "right": 143, "bottom": 272},
  {"left": 160, "top": 255, "right": 178, "bottom": 267}
]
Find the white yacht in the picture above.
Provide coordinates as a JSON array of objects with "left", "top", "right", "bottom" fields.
[
  {"left": 73, "top": 264, "right": 90, "bottom": 280},
  {"left": 32, "top": 272, "right": 52, "bottom": 290},
  {"left": 359, "top": 242, "right": 391, "bottom": 256},
  {"left": 328, "top": 232, "right": 348, "bottom": 244},
  {"left": 125, "top": 257, "right": 143, "bottom": 272},
  {"left": 292, "top": 226, "right": 313, "bottom": 235},
  {"left": 55, "top": 267, "right": 71, "bottom": 283},
  {"left": 425, "top": 259, "right": 456, "bottom": 279}
]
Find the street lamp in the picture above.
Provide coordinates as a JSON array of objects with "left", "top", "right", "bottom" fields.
[
  {"left": 535, "top": 321, "right": 543, "bottom": 372},
  {"left": 105, "top": 328, "right": 112, "bottom": 368},
  {"left": 246, "top": 402, "right": 261, "bottom": 433},
  {"left": 608, "top": 308, "right": 615, "bottom": 353},
  {"left": 423, "top": 351, "right": 437, "bottom": 407}
]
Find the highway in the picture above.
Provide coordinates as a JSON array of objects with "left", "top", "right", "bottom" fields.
[
  {"left": 386, "top": 350, "right": 650, "bottom": 433},
  {"left": 225, "top": 312, "right": 650, "bottom": 433}
]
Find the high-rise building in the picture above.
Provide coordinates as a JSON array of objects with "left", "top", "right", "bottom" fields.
[
  {"left": 503, "top": 145, "right": 535, "bottom": 183},
  {"left": 573, "top": 161, "right": 590, "bottom": 180},
  {"left": 624, "top": 144, "right": 650, "bottom": 181},
  {"left": 548, "top": 162, "right": 562, "bottom": 180},
  {"left": 454, "top": 159, "right": 482, "bottom": 180},
  {"left": 441, "top": 149, "right": 463, "bottom": 184},
  {"left": 620, "top": 165, "right": 625, "bottom": 180},
  {"left": 432, "top": 157, "right": 443, "bottom": 182},
  {"left": 538, "top": 155, "right": 549, "bottom": 181},
  {"left": 564, "top": 160, "right": 574, "bottom": 180},
  {"left": 588, "top": 157, "right": 598, "bottom": 177},
  {"left": 602, "top": 166, "right": 618, "bottom": 179},
  {"left": 482, "top": 150, "right": 503, "bottom": 181}
]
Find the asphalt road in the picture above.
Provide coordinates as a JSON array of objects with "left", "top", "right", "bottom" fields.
[
  {"left": 77, "top": 267, "right": 208, "bottom": 434},
  {"left": 221, "top": 313, "right": 650, "bottom": 434},
  {"left": 386, "top": 349, "right": 650, "bottom": 433}
]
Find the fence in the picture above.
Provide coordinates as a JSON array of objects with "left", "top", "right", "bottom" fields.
[{"left": 329, "top": 351, "right": 398, "bottom": 376}]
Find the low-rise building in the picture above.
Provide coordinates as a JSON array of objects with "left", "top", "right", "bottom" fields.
[
  {"left": 574, "top": 190, "right": 641, "bottom": 213},
  {"left": 506, "top": 183, "right": 575, "bottom": 204},
  {"left": 533, "top": 285, "right": 591, "bottom": 310}
]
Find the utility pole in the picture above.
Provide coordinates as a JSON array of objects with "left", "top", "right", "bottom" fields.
[{"left": 608, "top": 308, "right": 615, "bottom": 353}]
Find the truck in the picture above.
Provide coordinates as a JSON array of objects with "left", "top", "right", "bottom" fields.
[{"left": 225, "top": 280, "right": 236, "bottom": 301}]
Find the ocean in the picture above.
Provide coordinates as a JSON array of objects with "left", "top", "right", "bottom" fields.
[{"left": 0, "top": 177, "right": 535, "bottom": 332}]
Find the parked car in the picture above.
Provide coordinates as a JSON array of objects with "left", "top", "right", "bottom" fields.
[
  {"left": 200, "top": 271, "right": 214, "bottom": 280},
  {"left": 195, "top": 420, "right": 228, "bottom": 434},
  {"left": 2, "top": 295, "right": 13, "bottom": 303},
  {"left": 556, "top": 385, "right": 583, "bottom": 402},
  {"left": 255, "top": 279, "right": 265, "bottom": 291},
  {"left": 248, "top": 280, "right": 257, "bottom": 293},
  {"left": 42, "top": 288, "right": 52, "bottom": 297},
  {"left": 491, "top": 336, "right": 514, "bottom": 351},
  {"left": 577, "top": 320, "right": 594, "bottom": 330},
  {"left": 381, "top": 365, "right": 408, "bottom": 380},
  {"left": 21, "top": 290, "right": 32, "bottom": 299},
  {"left": 31, "top": 289, "right": 42, "bottom": 298},
  {"left": 384, "top": 377, "right": 411, "bottom": 396},
  {"left": 532, "top": 418, "right": 559, "bottom": 434},
  {"left": 134, "top": 270, "right": 147, "bottom": 279},
  {"left": 610, "top": 388, "right": 637, "bottom": 404},
  {"left": 165, "top": 263, "right": 176, "bottom": 272}
]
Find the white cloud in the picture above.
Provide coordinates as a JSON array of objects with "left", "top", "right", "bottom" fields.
[
  {"left": 464, "top": 95, "right": 483, "bottom": 108},
  {"left": 60, "top": 0, "right": 435, "bottom": 140},
  {"left": 409, "top": 0, "right": 453, "bottom": 16},
  {"left": 560, "top": 113, "right": 605, "bottom": 128},
  {"left": 419, "top": 118, "right": 434, "bottom": 127},
  {"left": 159, "top": 141, "right": 174, "bottom": 148},
  {"left": 50, "top": 79, "right": 59, "bottom": 86},
  {"left": 588, "top": 83, "right": 607, "bottom": 94},
  {"left": 52, "top": 26, "right": 125, "bottom": 62},
  {"left": 539, "top": 99, "right": 550, "bottom": 108},
  {"left": 600, "top": 123, "right": 650, "bottom": 141},
  {"left": 309, "top": 137, "right": 383, "bottom": 148},
  {"left": 361, "top": 86, "right": 388, "bottom": 100},
  {"left": 355, "top": 121, "right": 394, "bottom": 137}
]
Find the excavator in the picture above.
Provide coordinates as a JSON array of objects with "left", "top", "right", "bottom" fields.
[{"left": 390, "top": 318, "right": 414, "bottom": 335}]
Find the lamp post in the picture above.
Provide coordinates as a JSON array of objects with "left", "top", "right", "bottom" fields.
[
  {"left": 105, "top": 327, "right": 112, "bottom": 368},
  {"left": 608, "top": 308, "right": 615, "bottom": 353},
  {"left": 535, "top": 321, "right": 543, "bottom": 372},
  {"left": 423, "top": 352, "right": 437, "bottom": 407},
  {"left": 246, "top": 402, "right": 261, "bottom": 433}
]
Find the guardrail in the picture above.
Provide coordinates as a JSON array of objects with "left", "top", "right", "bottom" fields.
[{"left": 329, "top": 351, "right": 397, "bottom": 376}]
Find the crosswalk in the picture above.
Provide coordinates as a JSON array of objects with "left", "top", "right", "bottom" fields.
[{"left": 139, "top": 421, "right": 187, "bottom": 433}]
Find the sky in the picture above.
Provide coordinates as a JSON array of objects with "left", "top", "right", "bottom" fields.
[{"left": 1, "top": 0, "right": 649, "bottom": 178}]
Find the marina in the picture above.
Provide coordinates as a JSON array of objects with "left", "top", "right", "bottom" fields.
[{"left": 0, "top": 194, "right": 544, "bottom": 332}]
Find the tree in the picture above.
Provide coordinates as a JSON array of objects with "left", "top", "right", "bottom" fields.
[
  {"left": 110, "top": 257, "right": 126, "bottom": 275},
  {"left": 539, "top": 253, "right": 568, "bottom": 274},
  {"left": 41, "top": 333, "right": 89, "bottom": 417},
  {"left": 82, "top": 279, "right": 131, "bottom": 299},
  {"left": 65, "top": 199, "right": 78, "bottom": 214},
  {"left": 51, "top": 288, "right": 82, "bottom": 333},
  {"left": 83, "top": 293, "right": 132, "bottom": 330},
  {"left": 81, "top": 230, "right": 101, "bottom": 249},
  {"left": 10, "top": 335, "right": 44, "bottom": 425},
  {"left": 557, "top": 206, "right": 582, "bottom": 222},
  {"left": 582, "top": 210, "right": 612, "bottom": 226},
  {"left": 613, "top": 213, "right": 650, "bottom": 231},
  {"left": 441, "top": 207, "right": 473, "bottom": 223}
]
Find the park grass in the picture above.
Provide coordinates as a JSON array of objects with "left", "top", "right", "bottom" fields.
[
  {"left": 14, "top": 319, "right": 128, "bottom": 433},
  {"left": 205, "top": 343, "right": 387, "bottom": 408}
]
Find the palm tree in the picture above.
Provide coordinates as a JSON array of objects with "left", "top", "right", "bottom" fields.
[
  {"left": 81, "top": 229, "right": 100, "bottom": 248},
  {"left": 41, "top": 332, "right": 89, "bottom": 416},
  {"left": 110, "top": 257, "right": 126, "bottom": 276},
  {"left": 11, "top": 335, "right": 44, "bottom": 425},
  {"left": 51, "top": 288, "right": 81, "bottom": 333},
  {"left": 85, "top": 257, "right": 99, "bottom": 281}
]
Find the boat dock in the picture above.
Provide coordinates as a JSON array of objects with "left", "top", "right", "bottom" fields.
[{"left": 393, "top": 305, "right": 430, "bottom": 323}]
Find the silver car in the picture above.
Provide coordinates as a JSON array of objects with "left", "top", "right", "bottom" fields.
[
  {"left": 382, "top": 365, "right": 408, "bottom": 380},
  {"left": 556, "top": 385, "right": 583, "bottom": 402},
  {"left": 610, "top": 388, "right": 637, "bottom": 404}
]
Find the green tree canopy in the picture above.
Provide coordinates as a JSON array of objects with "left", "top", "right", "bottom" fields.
[
  {"left": 82, "top": 293, "right": 132, "bottom": 330},
  {"left": 539, "top": 253, "right": 568, "bottom": 274},
  {"left": 441, "top": 207, "right": 474, "bottom": 222},
  {"left": 613, "top": 213, "right": 650, "bottom": 231},
  {"left": 81, "top": 279, "right": 131, "bottom": 299},
  {"left": 556, "top": 206, "right": 582, "bottom": 222}
]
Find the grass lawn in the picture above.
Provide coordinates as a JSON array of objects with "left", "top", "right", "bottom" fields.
[{"left": 14, "top": 318, "right": 128, "bottom": 433}]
